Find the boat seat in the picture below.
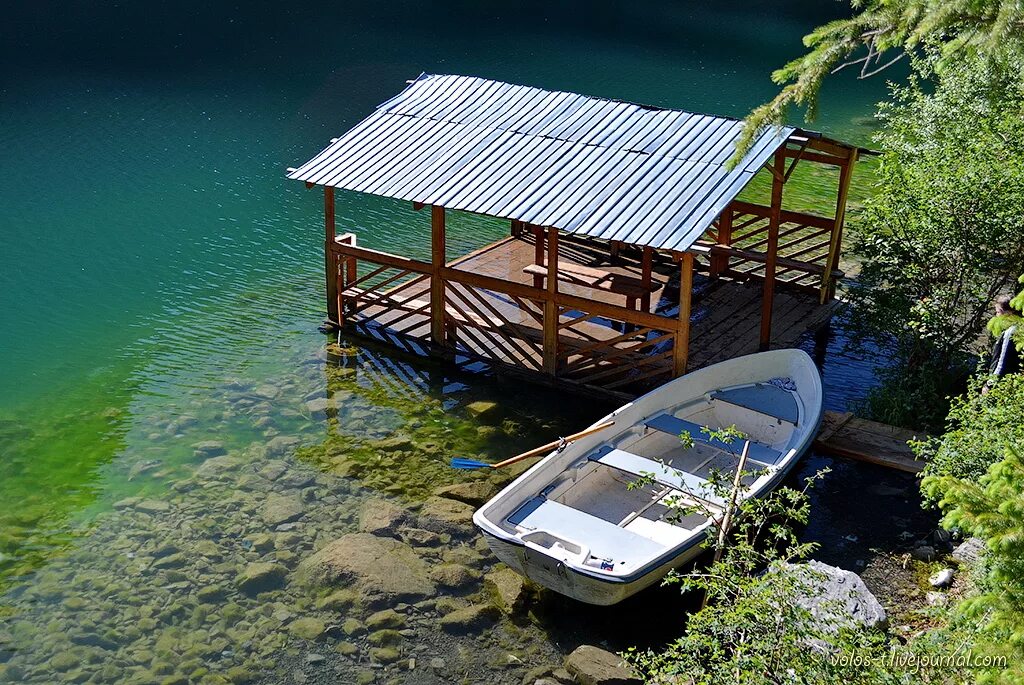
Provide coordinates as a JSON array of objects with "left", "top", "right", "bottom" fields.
[
  {"left": 588, "top": 446, "right": 727, "bottom": 507},
  {"left": 710, "top": 383, "right": 799, "bottom": 425},
  {"left": 644, "top": 414, "right": 784, "bottom": 466},
  {"left": 508, "top": 497, "right": 665, "bottom": 561}
]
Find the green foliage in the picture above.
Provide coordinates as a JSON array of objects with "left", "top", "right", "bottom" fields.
[
  {"left": 850, "top": 54, "right": 1024, "bottom": 359},
  {"left": 625, "top": 469, "right": 905, "bottom": 684},
  {"left": 914, "top": 374, "right": 1024, "bottom": 486},
  {"left": 856, "top": 357, "right": 968, "bottom": 433},
  {"left": 922, "top": 446, "right": 1024, "bottom": 683},
  {"left": 845, "top": 53, "right": 1024, "bottom": 430},
  {"left": 988, "top": 273, "right": 1024, "bottom": 352},
  {"left": 739, "top": 0, "right": 1024, "bottom": 156}
]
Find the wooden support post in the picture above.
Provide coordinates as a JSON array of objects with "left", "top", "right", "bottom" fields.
[
  {"left": 759, "top": 148, "right": 786, "bottom": 351},
  {"left": 324, "top": 187, "right": 338, "bottom": 325},
  {"left": 673, "top": 252, "right": 694, "bottom": 377},
  {"left": 640, "top": 247, "right": 653, "bottom": 312},
  {"left": 610, "top": 240, "right": 622, "bottom": 264},
  {"left": 511, "top": 219, "right": 523, "bottom": 238},
  {"left": 543, "top": 227, "right": 560, "bottom": 376},
  {"left": 532, "top": 225, "right": 545, "bottom": 289},
  {"left": 334, "top": 233, "right": 357, "bottom": 327},
  {"left": 430, "top": 205, "right": 447, "bottom": 345},
  {"left": 710, "top": 207, "right": 732, "bottom": 278},
  {"left": 819, "top": 150, "right": 858, "bottom": 304}
]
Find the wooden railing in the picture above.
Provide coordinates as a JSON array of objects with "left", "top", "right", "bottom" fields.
[
  {"left": 327, "top": 235, "right": 688, "bottom": 394},
  {"left": 702, "top": 201, "right": 841, "bottom": 290}
]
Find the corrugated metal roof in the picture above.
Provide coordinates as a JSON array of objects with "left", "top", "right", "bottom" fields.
[{"left": 288, "top": 73, "right": 797, "bottom": 252}]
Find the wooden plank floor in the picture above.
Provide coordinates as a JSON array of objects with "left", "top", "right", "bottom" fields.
[
  {"left": 813, "top": 411, "right": 930, "bottom": 473},
  {"left": 346, "top": 234, "right": 838, "bottom": 396}
]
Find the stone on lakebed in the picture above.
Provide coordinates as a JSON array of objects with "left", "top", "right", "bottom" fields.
[
  {"left": 288, "top": 617, "right": 327, "bottom": 641},
  {"left": 564, "top": 645, "right": 641, "bottom": 685},
  {"left": 261, "top": 494, "right": 305, "bottom": 526},
  {"left": 465, "top": 400, "right": 501, "bottom": 424},
  {"left": 485, "top": 566, "right": 530, "bottom": 614},
  {"left": 438, "top": 604, "right": 499, "bottom": 633},
  {"left": 235, "top": 562, "right": 287, "bottom": 596},
  {"left": 432, "top": 481, "right": 498, "bottom": 507},
  {"left": 295, "top": 533, "right": 437, "bottom": 607},
  {"left": 418, "top": 497, "right": 476, "bottom": 536},
  {"left": 358, "top": 498, "right": 408, "bottom": 537}
]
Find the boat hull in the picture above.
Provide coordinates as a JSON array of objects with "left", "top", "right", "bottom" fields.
[
  {"left": 483, "top": 530, "right": 709, "bottom": 605},
  {"left": 474, "top": 349, "right": 824, "bottom": 605}
]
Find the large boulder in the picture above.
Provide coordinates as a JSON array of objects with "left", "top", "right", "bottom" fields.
[
  {"left": 296, "top": 533, "right": 436, "bottom": 607},
  {"left": 782, "top": 560, "right": 888, "bottom": 632},
  {"left": 564, "top": 645, "right": 641, "bottom": 685}
]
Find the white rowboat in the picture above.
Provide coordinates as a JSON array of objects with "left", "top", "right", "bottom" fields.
[{"left": 472, "top": 349, "right": 824, "bottom": 605}]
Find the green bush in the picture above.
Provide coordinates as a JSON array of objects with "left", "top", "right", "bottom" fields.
[
  {"left": 923, "top": 446, "right": 1024, "bottom": 683},
  {"left": 914, "top": 374, "right": 1024, "bottom": 485}
]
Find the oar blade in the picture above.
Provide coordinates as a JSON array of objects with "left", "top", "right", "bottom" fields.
[{"left": 449, "top": 457, "right": 492, "bottom": 470}]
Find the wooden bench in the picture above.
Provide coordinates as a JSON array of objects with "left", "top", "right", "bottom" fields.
[
  {"left": 522, "top": 261, "right": 658, "bottom": 310},
  {"left": 644, "top": 413, "right": 784, "bottom": 466},
  {"left": 588, "top": 446, "right": 727, "bottom": 507}
]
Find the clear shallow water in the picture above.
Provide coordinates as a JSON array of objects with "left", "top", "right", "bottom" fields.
[{"left": 0, "top": 2, "right": 917, "bottom": 683}]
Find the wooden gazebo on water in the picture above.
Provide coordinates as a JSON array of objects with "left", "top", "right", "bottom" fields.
[{"left": 288, "top": 74, "right": 865, "bottom": 399}]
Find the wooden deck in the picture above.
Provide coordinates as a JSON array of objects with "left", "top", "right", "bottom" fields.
[
  {"left": 814, "top": 411, "right": 929, "bottom": 473},
  {"left": 336, "top": 233, "right": 837, "bottom": 398}
]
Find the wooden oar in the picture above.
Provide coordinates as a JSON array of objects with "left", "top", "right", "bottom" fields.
[{"left": 450, "top": 420, "right": 616, "bottom": 470}]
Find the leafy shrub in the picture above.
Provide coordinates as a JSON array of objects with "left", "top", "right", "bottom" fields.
[
  {"left": 913, "top": 374, "right": 1024, "bottom": 485},
  {"left": 923, "top": 446, "right": 1024, "bottom": 683}
]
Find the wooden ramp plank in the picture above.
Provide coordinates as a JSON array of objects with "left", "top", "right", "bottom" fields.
[{"left": 813, "top": 410, "right": 928, "bottom": 473}]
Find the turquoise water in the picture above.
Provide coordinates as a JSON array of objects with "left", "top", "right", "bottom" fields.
[{"left": 0, "top": 2, "right": 901, "bottom": 682}]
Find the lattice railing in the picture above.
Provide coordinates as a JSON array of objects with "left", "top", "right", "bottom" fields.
[
  {"left": 557, "top": 306, "right": 676, "bottom": 390},
  {"left": 443, "top": 280, "right": 544, "bottom": 372},
  {"left": 705, "top": 201, "right": 838, "bottom": 290},
  {"left": 328, "top": 235, "right": 687, "bottom": 395}
]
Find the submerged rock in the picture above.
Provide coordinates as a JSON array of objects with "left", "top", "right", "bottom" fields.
[
  {"left": 288, "top": 617, "right": 327, "bottom": 641},
  {"left": 235, "top": 562, "right": 287, "bottom": 596},
  {"left": 465, "top": 401, "right": 501, "bottom": 424},
  {"left": 295, "top": 533, "right": 436, "bottom": 606},
  {"left": 134, "top": 499, "right": 172, "bottom": 514},
  {"left": 782, "top": 560, "right": 888, "bottom": 631},
  {"left": 428, "top": 563, "right": 480, "bottom": 589},
  {"left": 192, "top": 440, "right": 226, "bottom": 458},
  {"left": 195, "top": 454, "right": 244, "bottom": 478},
  {"left": 564, "top": 645, "right": 641, "bottom": 685},
  {"left": 365, "top": 609, "right": 405, "bottom": 630},
  {"left": 358, "top": 499, "right": 408, "bottom": 537},
  {"left": 418, "top": 497, "right": 476, "bottom": 536},
  {"left": 261, "top": 494, "right": 305, "bottom": 526},
  {"left": 432, "top": 481, "right": 497, "bottom": 507},
  {"left": 316, "top": 589, "right": 359, "bottom": 612},
  {"left": 370, "top": 646, "right": 402, "bottom": 664},
  {"left": 485, "top": 566, "right": 529, "bottom": 614},
  {"left": 438, "top": 604, "right": 499, "bottom": 633}
]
